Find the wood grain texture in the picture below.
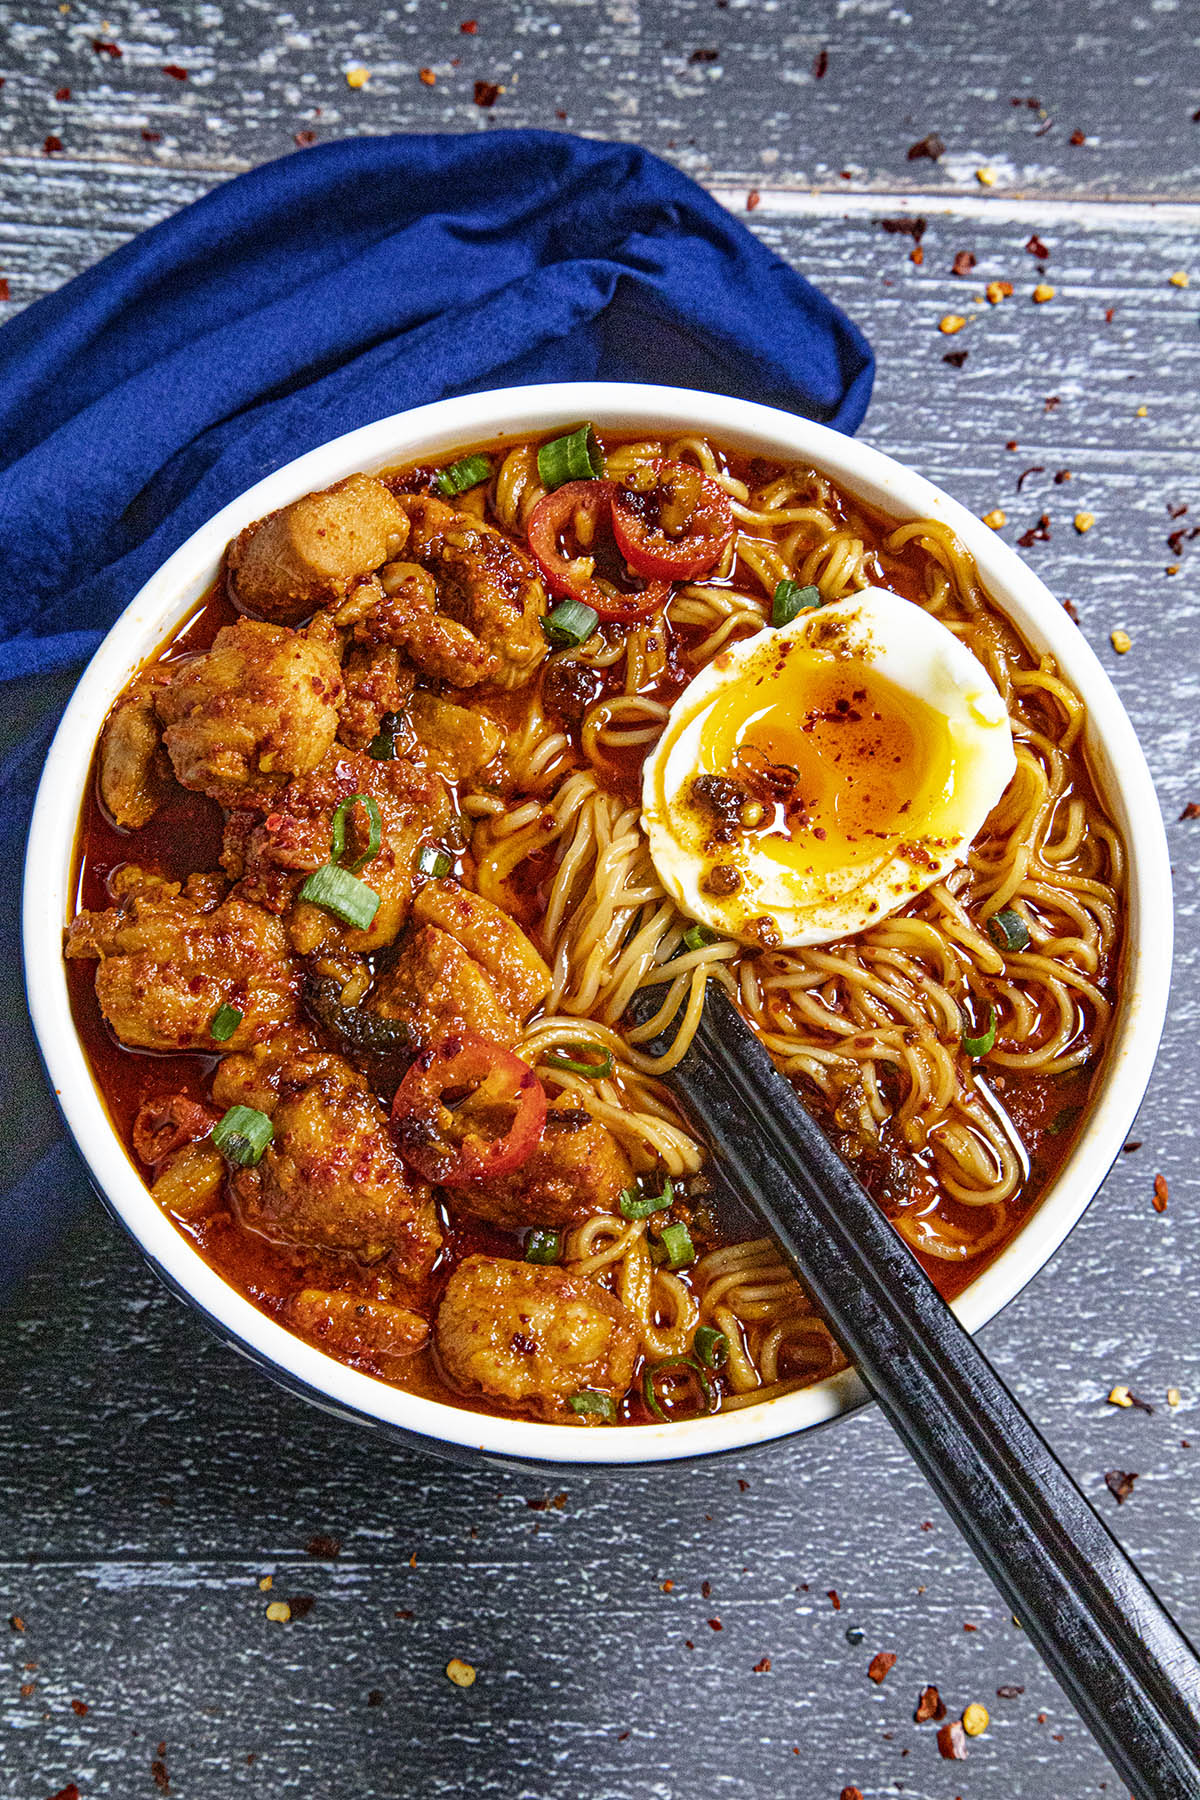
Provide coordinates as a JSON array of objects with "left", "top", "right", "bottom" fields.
[{"left": 2, "top": 6, "right": 1199, "bottom": 1794}]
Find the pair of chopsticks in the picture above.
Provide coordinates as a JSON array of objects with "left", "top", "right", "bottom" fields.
[{"left": 629, "top": 984, "right": 1200, "bottom": 1800}]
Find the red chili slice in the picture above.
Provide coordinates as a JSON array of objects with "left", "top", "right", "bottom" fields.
[
  {"left": 526, "top": 480, "right": 671, "bottom": 623},
  {"left": 390, "top": 1033, "right": 546, "bottom": 1187},
  {"left": 610, "top": 462, "right": 735, "bottom": 580}
]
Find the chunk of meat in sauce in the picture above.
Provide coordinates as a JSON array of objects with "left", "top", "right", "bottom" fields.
[
  {"left": 228, "top": 474, "right": 409, "bottom": 626},
  {"left": 456, "top": 1095, "right": 633, "bottom": 1230},
  {"left": 405, "top": 690, "right": 503, "bottom": 780},
  {"left": 156, "top": 618, "right": 342, "bottom": 805},
  {"left": 291, "top": 1288, "right": 429, "bottom": 1364},
  {"left": 98, "top": 671, "right": 176, "bottom": 829},
  {"left": 411, "top": 879, "right": 551, "bottom": 1018},
  {"left": 357, "top": 495, "right": 547, "bottom": 690},
  {"left": 231, "top": 1048, "right": 440, "bottom": 1270},
  {"left": 64, "top": 867, "right": 299, "bottom": 1052},
  {"left": 337, "top": 643, "right": 415, "bottom": 752},
  {"left": 541, "top": 659, "right": 604, "bottom": 730},
  {"left": 370, "top": 925, "right": 521, "bottom": 1050},
  {"left": 223, "top": 749, "right": 450, "bottom": 956},
  {"left": 435, "top": 1255, "right": 638, "bottom": 1418},
  {"left": 133, "top": 1094, "right": 216, "bottom": 1166}
]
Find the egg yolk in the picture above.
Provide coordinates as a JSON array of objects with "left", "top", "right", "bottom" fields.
[{"left": 695, "top": 650, "right": 958, "bottom": 879}]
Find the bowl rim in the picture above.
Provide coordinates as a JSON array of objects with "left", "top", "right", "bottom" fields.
[{"left": 23, "top": 379, "right": 1173, "bottom": 1468}]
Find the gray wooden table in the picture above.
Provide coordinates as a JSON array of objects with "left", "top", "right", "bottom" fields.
[{"left": 3, "top": 4, "right": 1198, "bottom": 1796}]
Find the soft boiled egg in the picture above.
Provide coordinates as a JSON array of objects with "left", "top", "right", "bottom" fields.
[{"left": 642, "top": 586, "right": 1017, "bottom": 949}]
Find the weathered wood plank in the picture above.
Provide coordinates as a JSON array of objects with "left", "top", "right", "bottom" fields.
[
  {"left": 0, "top": 0, "right": 1198, "bottom": 197},
  {"left": 3, "top": 143, "right": 1200, "bottom": 1800}
]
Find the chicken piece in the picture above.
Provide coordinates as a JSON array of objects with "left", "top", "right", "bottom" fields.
[
  {"left": 224, "top": 748, "right": 451, "bottom": 956},
  {"left": 211, "top": 1024, "right": 328, "bottom": 1116},
  {"left": 412, "top": 879, "right": 551, "bottom": 1019},
  {"left": 405, "top": 691, "right": 503, "bottom": 780},
  {"left": 98, "top": 672, "right": 175, "bottom": 829},
  {"left": 337, "top": 643, "right": 414, "bottom": 752},
  {"left": 356, "top": 494, "right": 547, "bottom": 691},
  {"left": 155, "top": 618, "right": 342, "bottom": 805},
  {"left": 232, "top": 1049, "right": 440, "bottom": 1270},
  {"left": 227, "top": 474, "right": 409, "bottom": 626},
  {"left": 455, "top": 1096, "right": 632, "bottom": 1230},
  {"left": 369, "top": 925, "right": 521, "bottom": 1050},
  {"left": 64, "top": 870, "right": 299, "bottom": 1053},
  {"left": 291, "top": 1288, "right": 429, "bottom": 1365},
  {"left": 435, "top": 1256, "right": 638, "bottom": 1418}
]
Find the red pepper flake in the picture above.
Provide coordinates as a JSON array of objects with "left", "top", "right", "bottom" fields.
[
  {"left": 49, "top": 1788, "right": 80, "bottom": 1800},
  {"left": 1061, "top": 598, "right": 1080, "bottom": 622},
  {"left": 1168, "top": 524, "right": 1200, "bottom": 556},
  {"left": 1104, "top": 306, "right": 1116, "bottom": 322},
  {"left": 1016, "top": 465, "right": 1045, "bottom": 491},
  {"left": 707, "top": 1616, "right": 723, "bottom": 1631},
  {"left": 915, "top": 1685, "right": 946, "bottom": 1721},
  {"left": 71, "top": 1699, "right": 88, "bottom": 1717},
  {"left": 151, "top": 1757, "right": 170, "bottom": 1794},
  {"left": 746, "top": 189, "right": 760, "bottom": 211},
  {"left": 1017, "top": 513, "right": 1051, "bottom": 547},
  {"left": 1053, "top": 468, "right": 1072, "bottom": 483},
  {"left": 996, "top": 1683, "right": 1025, "bottom": 1698},
  {"left": 910, "top": 246, "right": 924, "bottom": 264},
  {"left": 9, "top": 1615, "right": 25, "bottom": 1631},
  {"left": 419, "top": 67, "right": 437, "bottom": 85},
  {"left": 286, "top": 1594, "right": 316, "bottom": 1618},
  {"left": 907, "top": 133, "right": 945, "bottom": 161},
  {"left": 526, "top": 1493, "right": 567, "bottom": 1511},
  {"left": 684, "top": 1639, "right": 694, "bottom": 1649},
  {"left": 1025, "top": 233, "right": 1050, "bottom": 259},
  {"left": 951, "top": 250, "right": 976, "bottom": 276},
  {"left": 55, "top": 85, "right": 71, "bottom": 100},
  {"left": 367, "top": 1689, "right": 384, "bottom": 1706},
  {"left": 162, "top": 64, "right": 189, "bottom": 80},
  {"left": 43, "top": 135, "right": 63, "bottom": 155},
  {"left": 1044, "top": 395, "right": 1060, "bottom": 411},
  {"left": 1179, "top": 803, "right": 1200, "bottom": 820},
  {"left": 1124, "top": 1139, "right": 1143, "bottom": 1151},
  {"left": 1069, "top": 128, "right": 1086, "bottom": 145},
  {"left": 1005, "top": 439, "right": 1019, "bottom": 451},
  {"left": 142, "top": 129, "right": 163, "bottom": 142},
  {"left": 737, "top": 1478, "right": 749, "bottom": 1492},
  {"left": 660, "top": 1579, "right": 674, "bottom": 1593},
  {"left": 617, "top": 1729, "right": 630, "bottom": 1740},
  {"left": 294, "top": 129, "right": 317, "bottom": 147},
  {"left": 841, "top": 1789, "right": 864, "bottom": 1800},
  {"left": 394, "top": 1608, "right": 414, "bottom": 1619},
  {"left": 811, "top": 47, "right": 828, "bottom": 78},
  {"left": 93, "top": 38, "right": 122, "bottom": 57},
  {"left": 689, "top": 47, "right": 720, "bottom": 63},
  {"left": 867, "top": 1651, "right": 896, "bottom": 1684},
  {"left": 461, "top": 18, "right": 478, "bottom": 31},
  {"left": 19, "top": 1681, "right": 35, "bottom": 1697},
  {"left": 473, "top": 80, "right": 501, "bottom": 106},
  {"left": 1105, "top": 1469, "right": 1138, "bottom": 1504},
  {"left": 963, "top": 1621, "right": 978, "bottom": 1632},
  {"left": 827, "top": 1589, "right": 842, "bottom": 1610},
  {"left": 752, "top": 1656, "right": 772, "bottom": 1672},
  {"left": 942, "top": 350, "right": 968, "bottom": 368},
  {"left": 1153, "top": 1173, "right": 1169, "bottom": 1213},
  {"left": 938, "top": 1719, "right": 969, "bottom": 1760},
  {"left": 700, "top": 1580, "right": 712, "bottom": 1598}
]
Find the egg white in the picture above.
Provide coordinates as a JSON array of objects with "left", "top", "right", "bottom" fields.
[{"left": 642, "top": 585, "right": 1017, "bottom": 949}]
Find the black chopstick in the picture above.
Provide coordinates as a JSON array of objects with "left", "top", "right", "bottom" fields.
[{"left": 629, "top": 982, "right": 1200, "bottom": 1800}]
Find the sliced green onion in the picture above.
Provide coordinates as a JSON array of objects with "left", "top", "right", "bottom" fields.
[
  {"left": 416, "top": 845, "right": 452, "bottom": 879},
  {"left": 542, "top": 1043, "right": 614, "bottom": 1079},
  {"left": 299, "top": 863, "right": 381, "bottom": 931},
  {"left": 525, "top": 1229, "right": 562, "bottom": 1265},
  {"left": 568, "top": 1390, "right": 617, "bottom": 1422},
  {"left": 657, "top": 1219, "right": 695, "bottom": 1269},
  {"left": 537, "top": 424, "right": 604, "bottom": 490},
  {"left": 962, "top": 1003, "right": 998, "bottom": 1060},
  {"left": 434, "top": 452, "right": 493, "bottom": 498},
  {"left": 987, "top": 908, "right": 1031, "bottom": 952},
  {"left": 212, "top": 1104, "right": 273, "bottom": 1168},
  {"left": 209, "top": 1002, "right": 243, "bottom": 1043},
  {"left": 772, "top": 579, "right": 821, "bottom": 627},
  {"left": 619, "top": 1175, "right": 674, "bottom": 1220},
  {"left": 541, "top": 597, "right": 599, "bottom": 648},
  {"left": 643, "top": 1355, "right": 714, "bottom": 1421},
  {"left": 367, "top": 711, "right": 401, "bottom": 760},
  {"left": 330, "top": 792, "right": 382, "bottom": 874},
  {"left": 682, "top": 923, "right": 717, "bottom": 952},
  {"left": 693, "top": 1325, "right": 728, "bottom": 1370}
]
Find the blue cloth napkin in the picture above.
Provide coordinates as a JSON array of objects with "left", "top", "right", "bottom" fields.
[{"left": 0, "top": 129, "right": 873, "bottom": 1297}]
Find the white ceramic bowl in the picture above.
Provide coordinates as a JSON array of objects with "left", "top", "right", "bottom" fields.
[{"left": 23, "top": 382, "right": 1173, "bottom": 1469}]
